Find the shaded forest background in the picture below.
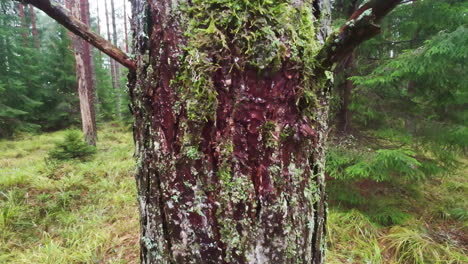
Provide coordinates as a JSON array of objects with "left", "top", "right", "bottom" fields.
[{"left": 0, "top": 0, "right": 467, "bottom": 263}]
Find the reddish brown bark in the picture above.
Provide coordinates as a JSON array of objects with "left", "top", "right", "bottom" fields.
[
  {"left": 18, "top": 0, "right": 403, "bottom": 263},
  {"left": 18, "top": 3, "right": 27, "bottom": 44},
  {"left": 128, "top": 0, "right": 331, "bottom": 263},
  {"left": 29, "top": 5, "right": 39, "bottom": 48}
]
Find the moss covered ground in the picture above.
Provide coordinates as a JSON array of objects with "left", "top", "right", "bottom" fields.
[{"left": 0, "top": 124, "right": 466, "bottom": 263}]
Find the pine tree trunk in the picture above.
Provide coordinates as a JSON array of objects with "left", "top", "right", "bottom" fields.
[
  {"left": 29, "top": 5, "right": 39, "bottom": 48},
  {"left": 67, "top": 0, "right": 97, "bottom": 146},
  {"left": 18, "top": 3, "right": 27, "bottom": 44},
  {"left": 129, "top": 0, "right": 331, "bottom": 263},
  {"left": 105, "top": 0, "right": 121, "bottom": 117},
  {"left": 16, "top": 0, "right": 401, "bottom": 262},
  {"left": 104, "top": 0, "right": 117, "bottom": 89},
  {"left": 337, "top": 52, "right": 355, "bottom": 133},
  {"left": 96, "top": 2, "right": 102, "bottom": 56},
  {"left": 336, "top": 0, "right": 358, "bottom": 134},
  {"left": 123, "top": 0, "right": 128, "bottom": 53},
  {"left": 110, "top": 0, "right": 122, "bottom": 117}
]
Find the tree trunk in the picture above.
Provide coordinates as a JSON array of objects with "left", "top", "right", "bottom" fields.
[
  {"left": 123, "top": 0, "right": 128, "bottom": 53},
  {"left": 129, "top": 0, "right": 331, "bottom": 263},
  {"left": 337, "top": 52, "right": 355, "bottom": 133},
  {"left": 104, "top": 0, "right": 117, "bottom": 87},
  {"left": 18, "top": 3, "right": 27, "bottom": 44},
  {"left": 96, "top": 2, "right": 101, "bottom": 56},
  {"left": 336, "top": 0, "right": 359, "bottom": 134},
  {"left": 110, "top": 0, "right": 122, "bottom": 117},
  {"left": 67, "top": 0, "right": 97, "bottom": 146},
  {"left": 15, "top": 0, "right": 402, "bottom": 262},
  {"left": 29, "top": 5, "right": 39, "bottom": 48},
  {"left": 104, "top": 0, "right": 120, "bottom": 117}
]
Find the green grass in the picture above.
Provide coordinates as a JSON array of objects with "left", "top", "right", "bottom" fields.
[
  {"left": 383, "top": 225, "right": 467, "bottom": 264},
  {"left": 327, "top": 209, "right": 384, "bottom": 263},
  {"left": 0, "top": 124, "right": 139, "bottom": 263},
  {"left": 1, "top": 124, "right": 466, "bottom": 263},
  {"left": 327, "top": 160, "right": 468, "bottom": 264}
]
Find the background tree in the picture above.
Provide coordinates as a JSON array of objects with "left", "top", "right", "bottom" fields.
[
  {"left": 66, "top": 0, "right": 97, "bottom": 145},
  {"left": 0, "top": 0, "right": 124, "bottom": 138},
  {"left": 29, "top": 5, "right": 39, "bottom": 48}
]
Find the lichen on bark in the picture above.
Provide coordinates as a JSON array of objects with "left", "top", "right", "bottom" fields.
[{"left": 129, "top": 0, "right": 332, "bottom": 263}]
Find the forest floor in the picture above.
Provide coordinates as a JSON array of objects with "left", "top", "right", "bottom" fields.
[{"left": 0, "top": 124, "right": 466, "bottom": 263}]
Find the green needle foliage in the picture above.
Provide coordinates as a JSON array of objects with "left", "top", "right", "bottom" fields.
[
  {"left": 47, "top": 130, "right": 96, "bottom": 161},
  {"left": 0, "top": 0, "right": 126, "bottom": 138},
  {"left": 327, "top": 0, "right": 467, "bottom": 233}
]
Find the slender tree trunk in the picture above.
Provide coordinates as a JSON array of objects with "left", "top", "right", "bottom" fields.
[
  {"left": 336, "top": 0, "right": 359, "bottom": 133},
  {"left": 80, "top": 0, "right": 97, "bottom": 126},
  {"left": 96, "top": 2, "right": 102, "bottom": 56},
  {"left": 337, "top": 52, "right": 355, "bottom": 133},
  {"left": 104, "top": 0, "right": 115, "bottom": 85},
  {"left": 110, "top": 0, "right": 122, "bottom": 117},
  {"left": 29, "top": 5, "right": 39, "bottom": 48},
  {"left": 129, "top": 0, "right": 331, "bottom": 262},
  {"left": 18, "top": 3, "right": 27, "bottom": 45},
  {"left": 67, "top": 0, "right": 97, "bottom": 146},
  {"left": 123, "top": 0, "right": 128, "bottom": 53},
  {"left": 104, "top": 0, "right": 120, "bottom": 117}
]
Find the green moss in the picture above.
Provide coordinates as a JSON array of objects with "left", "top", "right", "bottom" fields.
[
  {"left": 185, "top": 146, "right": 200, "bottom": 159},
  {"left": 280, "top": 125, "right": 294, "bottom": 140},
  {"left": 218, "top": 162, "right": 232, "bottom": 186},
  {"left": 174, "top": 0, "right": 324, "bottom": 122},
  {"left": 260, "top": 120, "right": 277, "bottom": 148}
]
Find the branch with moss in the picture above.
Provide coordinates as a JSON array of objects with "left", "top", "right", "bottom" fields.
[
  {"left": 316, "top": 0, "right": 402, "bottom": 69},
  {"left": 16, "top": 0, "right": 136, "bottom": 70}
]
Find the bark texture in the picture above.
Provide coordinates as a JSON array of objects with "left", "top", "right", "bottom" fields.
[
  {"left": 67, "top": 0, "right": 97, "bottom": 146},
  {"left": 129, "top": 0, "right": 331, "bottom": 263}
]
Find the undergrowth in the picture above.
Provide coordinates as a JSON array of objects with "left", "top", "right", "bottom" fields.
[
  {"left": 383, "top": 225, "right": 467, "bottom": 264},
  {"left": 0, "top": 124, "right": 138, "bottom": 263},
  {"left": 47, "top": 130, "right": 96, "bottom": 161},
  {"left": 326, "top": 130, "right": 468, "bottom": 263},
  {"left": 0, "top": 124, "right": 466, "bottom": 263}
]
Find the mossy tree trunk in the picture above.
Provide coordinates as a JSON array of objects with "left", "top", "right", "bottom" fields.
[
  {"left": 129, "top": 0, "right": 331, "bottom": 263},
  {"left": 17, "top": 0, "right": 402, "bottom": 262}
]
